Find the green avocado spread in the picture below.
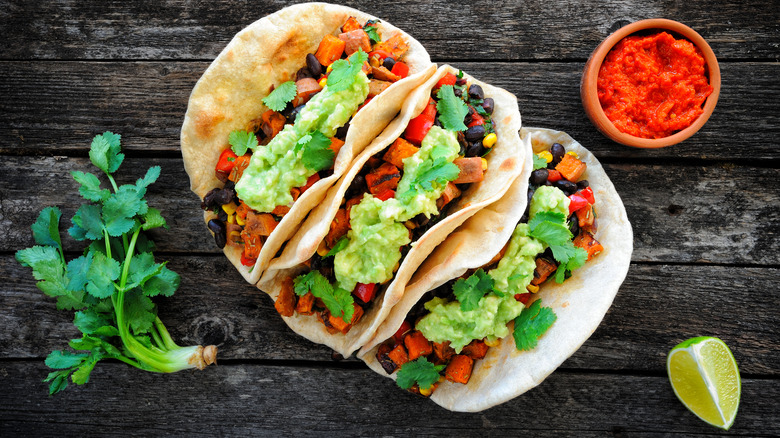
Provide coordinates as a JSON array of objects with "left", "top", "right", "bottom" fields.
[
  {"left": 416, "top": 186, "right": 569, "bottom": 352},
  {"left": 235, "top": 73, "right": 370, "bottom": 212},
  {"left": 333, "top": 126, "right": 461, "bottom": 291}
]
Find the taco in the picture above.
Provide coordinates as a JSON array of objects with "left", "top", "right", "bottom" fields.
[
  {"left": 257, "top": 65, "right": 527, "bottom": 358},
  {"left": 359, "top": 127, "right": 633, "bottom": 412},
  {"left": 181, "top": 3, "right": 435, "bottom": 284}
]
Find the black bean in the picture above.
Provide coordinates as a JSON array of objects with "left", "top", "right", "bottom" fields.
[
  {"left": 577, "top": 180, "right": 590, "bottom": 189},
  {"left": 434, "top": 115, "right": 442, "bottom": 127},
  {"left": 468, "top": 84, "right": 484, "bottom": 100},
  {"left": 568, "top": 215, "right": 580, "bottom": 236},
  {"left": 223, "top": 180, "right": 236, "bottom": 191},
  {"left": 382, "top": 56, "right": 396, "bottom": 70},
  {"left": 215, "top": 188, "right": 235, "bottom": 205},
  {"left": 345, "top": 175, "right": 366, "bottom": 199},
  {"left": 296, "top": 67, "right": 314, "bottom": 81},
  {"left": 336, "top": 121, "right": 350, "bottom": 140},
  {"left": 201, "top": 188, "right": 220, "bottom": 210},
  {"left": 554, "top": 179, "right": 578, "bottom": 196},
  {"left": 465, "top": 125, "right": 486, "bottom": 142},
  {"left": 550, "top": 143, "right": 565, "bottom": 165},
  {"left": 306, "top": 53, "right": 322, "bottom": 77},
  {"left": 482, "top": 97, "right": 495, "bottom": 114},
  {"left": 217, "top": 208, "right": 228, "bottom": 222},
  {"left": 530, "top": 169, "right": 548, "bottom": 186},
  {"left": 287, "top": 104, "right": 305, "bottom": 125},
  {"left": 453, "top": 87, "right": 463, "bottom": 98},
  {"left": 465, "top": 141, "right": 484, "bottom": 157},
  {"left": 456, "top": 76, "right": 468, "bottom": 86},
  {"left": 207, "top": 219, "right": 227, "bottom": 249}
]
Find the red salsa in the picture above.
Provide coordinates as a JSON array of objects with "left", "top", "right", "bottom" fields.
[{"left": 597, "top": 31, "right": 713, "bottom": 139}]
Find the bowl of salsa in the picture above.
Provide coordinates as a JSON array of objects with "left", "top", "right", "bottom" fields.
[{"left": 581, "top": 19, "right": 720, "bottom": 148}]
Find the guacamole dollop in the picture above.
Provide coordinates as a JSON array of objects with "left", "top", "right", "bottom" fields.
[
  {"left": 416, "top": 187, "right": 569, "bottom": 351},
  {"left": 333, "top": 126, "right": 461, "bottom": 290},
  {"left": 235, "top": 73, "right": 370, "bottom": 212}
]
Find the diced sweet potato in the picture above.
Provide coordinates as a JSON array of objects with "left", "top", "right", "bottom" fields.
[
  {"left": 444, "top": 354, "right": 474, "bottom": 384},
  {"left": 261, "top": 109, "right": 286, "bottom": 139},
  {"left": 387, "top": 344, "right": 409, "bottom": 368},
  {"left": 436, "top": 182, "right": 462, "bottom": 210},
  {"left": 241, "top": 230, "right": 262, "bottom": 259},
  {"left": 328, "top": 303, "right": 364, "bottom": 334},
  {"left": 404, "top": 330, "right": 433, "bottom": 361},
  {"left": 290, "top": 187, "right": 301, "bottom": 202},
  {"left": 368, "top": 79, "right": 392, "bottom": 98},
  {"left": 315, "top": 34, "right": 346, "bottom": 66},
  {"left": 383, "top": 138, "right": 419, "bottom": 169},
  {"left": 555, "top": 154, "right": 587, "bottom": 182},
  {"left": 346, "top": 196, "right": 361, "bottom": 221},
  {"left": 338, "top": 29, "right": 371, "bottom": 56},
  {"left": 325, "top": 208, "right": 350, "bottom": 248},
  {"left": 371, "top": 65, "right": 401, "bottom": 82},
  {"left": 226, "top": 223, "right": 242, "bottom": 246},
  {"left": 376, "top": 342, "right": 398, "bottom": 374},
  {"left": 576, "top": 203, "right": 595, "bottom": 231},
  {"left": 271, "top": 205, "right": 290, "bottom": 216},
  {"left": 372, "top": 33, "right": 409, "bottom": 60},
  {"left": 228, "top": 155, "right": 251, "bottom": 183},
  {"left": 573, "top": 231, "right": 603, "bottom": 260},
  {"left": 452, "top": 157, "right": 485, "bottom": 184},
  {"left": 329, "top": 137, "right": 345, "bottom": 156},
  {"left": 296, "top": 292, "right": 315, "bottom": 315},
  {"left": 317, "top": 311, "right": 340, "bottom": 335},
  {"left": 274, "top": 277, "right": 297, "bottom": 317},
  {"left": 244, "top": 212, "right": 279, "bottom": 237},
  {"left": 341, "top": 16, "right": 362, "bottom": 33},
  {"left": 531, "top": 257, "right": 558, "bottom": 286},
  {"left": 365, "top": 162, "right": 401, "bottom": 195},
  {"left": 460, "top": 340, "right": 489, "bottom": 360},
  {"left": 292, "top": 77, "right": 322, "bottom": 107},
  {"left": 432, "top": 341, "right": 456, "bottom": 364}
]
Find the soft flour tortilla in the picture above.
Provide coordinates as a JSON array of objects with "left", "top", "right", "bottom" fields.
[
  {"left": 180, "top": 3, "right": 434, "bottom": 284},
  {"left": 257, "top": 65, "right": 525, "bottom": 358},
  {"left": 360, "top": 128, "right": 633, "bottom": 412}
]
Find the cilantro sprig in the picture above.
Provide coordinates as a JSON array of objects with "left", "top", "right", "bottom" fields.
[
  {"left": 263, "top": 81, "right": 297, "bottom": 112},
  {"left": 16, "top": 132, "right": 216, "bottom": 395},
  {"left": 229, "top": 130, "right": 259, "bottom": 156},
  {"left": 363, "top": 20, "right": 381, "bottom": 44},
  {"left": 528, "top": 211, "right": 588, "bottom": 283},
  {"left": 294, "top": 270, "right": 354, "bottom": 321},
  {"left": 396, "top": 357, "right": 445, "bottom": 390},
  {"left": 532, "top": 154, "right": 548, "bottom": 171},
  {"left": 513, "top": 299, "right": 557, "bottom": 351},
  {"left": 327, "top": 50, "right": 369, "bottom": 92},
  {"left": 295, "top": 130, "right": 335, "bottom": 172},
  {"left": 453, "top": 269, "right": 496, "bottom": 311},
  {"left": 436, "top": 85, "right": 469, "bottom": 132}
]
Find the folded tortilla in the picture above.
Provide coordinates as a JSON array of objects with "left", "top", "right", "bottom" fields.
[
  {"left": 257, "top": 65, "right": 526, "bottom": 357},
  {"left": 180, "top": 3, "right": 435, "bottom": 284},
  {"left": 359, "top": 127, "right": 633, "bottom": 412}
]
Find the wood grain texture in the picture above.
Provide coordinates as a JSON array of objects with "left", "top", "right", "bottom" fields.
[
  {"left": 0, "top": 361, "right": 777, "bottom": 436},
  {"left": 4, "top": 254, "right": 778, "bottom": 375},
  {"left": 1, "top": 62, "right": 777, "bottom": 160},
  {"left": 2, "top": 0, "right": 778, "bottom": 61}
]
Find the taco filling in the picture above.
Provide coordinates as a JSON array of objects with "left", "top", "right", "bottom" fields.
[
  {"left": 273, "top": 71, "right": 502, "bottom": 335},
  {"left": 199, "top": 16, "right": 416, "bottom": 268},
  {"left": 375, "top": 140, "right": 604, "bottom": 396}
]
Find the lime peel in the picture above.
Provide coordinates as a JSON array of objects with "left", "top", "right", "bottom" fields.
[{"left": 667, "top": 336, "right": 741, "bottom": 430}]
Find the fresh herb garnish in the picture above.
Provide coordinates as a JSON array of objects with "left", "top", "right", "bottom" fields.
[
  {"left": 436, "top": 85, "right": 469, "bottom": 132},
  {"left": 513, "top": 299, "right": 557, "bottom": 351},
  {"left": 325, "top": 236, "right": 349, "bottom": 258},
  {"left": 262, "top": 81, "right": 297, "bottom": 112},
  {"left": 293, "top": 270, "right": 354, "bottom": 321},
  {"left": 229, "top": 130, "right": 259, "bottom": 156},
  {"left": 295, "top": 130, "right": 335, "bottom": 172},
  {"left": 532, "top": 154, "right": 548, "bottom": 171},
  {"left": 453, "top": 269, "right": 496, "bottom": 311},
  {"left": 528, "top": 211, "right": 588, "bottom": 283},
  {"left": 16, "top": 132, "right": 216, "bottom": 395},
  {"left": 327, "top": 50, "right": 369, "bottom": 92},
  {"left": 363, "top": 21, "right": 381, "bottom": 44},
  {"left": 396, "top": 357, "right": 445, "bottom": 390}
]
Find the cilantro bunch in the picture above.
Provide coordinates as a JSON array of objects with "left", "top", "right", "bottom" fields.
[{"left": 16, "top": 132, "right": 216, "bottom": 395}]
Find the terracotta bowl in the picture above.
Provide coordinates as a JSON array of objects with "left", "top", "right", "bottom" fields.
[{"left": 581, "top": 19, "right": 721, "bottom": 148}]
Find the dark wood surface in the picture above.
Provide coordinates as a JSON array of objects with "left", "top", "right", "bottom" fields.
[{"left": 1, "top": 0, "right": 778, "bottom": 436}]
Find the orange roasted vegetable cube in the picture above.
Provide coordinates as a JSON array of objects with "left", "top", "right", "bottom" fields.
[
  {"left": 387, "top": 344, "right": 409, "bottom": 368},
  {"left": 325, "top": 208, "right": 350, "bottom": 248},
  {"left": 404, "top": 330, "right": 433, "bottom": 361},
  {"left": 315, "top": 34, "right": 346, "bottom": 66},
  {"left": 296, "top": 292, "right": 315, "bottom": 315},
  {"left": 576, "top": 203, "right": 595, "bottom": 231},
  {"left": 228, "top": 155, "right": 251, "bottom": 183},
  {"left": 341, "top": 16, "right": 362, "bottom": 33},
  {"left": 368, "top": 79, "right": 392, "bottom": 98},
  {"left": 452, "top": 157, "right": 485, "bottom": 184},
  {"left": 383, "top": 138, "right": 419, "bottom": 169},
  {"left": 555, "top": 154, "right": 587, "bottom": 182},
  {"left": 372, "top": 34, "right": 409, "bottom": 60},
  {"left": 329, "top": 137, "right": 345, "bottom": 156},
  {"left": 274, "top": 277, "right": 297, "bottom": 317},
  {"left": 436, "top": 182, "right": 462, "bottom": 210},
  {"left": 444, "top": 354, "right": 474, "bottom": 384},
  {"left": 531, "top": 257, "right": 558, "bottom": 286},
  {"left": 460, "top": 339, "right": 489, "bottom": 360},
  {"left": 432, "top": 341, "right": 456, "bottom": 364},
  {"left": 338, "top": 29, "right": 371, "bottom": 56},
  {"left": 244, "top": 212, "right": 279, "bottom": 237},
  {"left": 365, "top": 162, "right": 401, "bottom": 195},
  {"left": 328, "top": 303, "right": 364, "bottom": 334},
  {"left": 573, "top": 231, "right": 603, "bottom": 260}
]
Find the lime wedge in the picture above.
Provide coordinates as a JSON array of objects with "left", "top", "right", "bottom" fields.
[{"left": 667, "top": 336, "right": 741, "bottom": 430}]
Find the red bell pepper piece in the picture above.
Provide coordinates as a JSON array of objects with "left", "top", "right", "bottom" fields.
[
  {"left": 368, "top": 49, "right": 393, "bottom": 61},
  {"left": 568, "top": 193, "right": 589, "bottom": 214},
  {"left": 392, "top": 320, "right": 413, "bottom": 343},
  {"left": 421, "top": 98, "right": 437, "bottom": 120},
  {"left": 515, "top": 293, "right": 532, "bottom": 305},
  {"left": 467, "top": 113, "right": 484, "bottom": 127},
  {"left": 300, "top": 173, "right": 321, "bottom": 194},
  {"left": 216, "top": 148, "right": 239, "bottom": 174},
  {"left": 375, "top": 189, "right": 395, "bottom": 201},
  {"left": 579, "top": 186, "right": 595, "bottom": 204},
  {"left": 390, "top": 61, "right": 409, "bottom": 79},
  {"left": 240, "top": 254, "right": 256, "bottom": 267},
  {"left": 547, "top": 169, "right": 562, "bottom": 182},
  {"left": 353, "top": 282, "right": 378, "bottom": 304},
  {"left": 435, "top": 72, "right": 457, "bottom": 89},
  {"left": 404, "top": 114, "right": 434, "bottom": 145}
]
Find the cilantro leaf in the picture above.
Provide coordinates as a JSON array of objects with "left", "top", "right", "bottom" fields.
[
  {"left": 70, "top": 204, "right": 104, "bottom": 241},
  {"left": 530, "top": 220, "right": 571, "bottom": 247},
  {"left": 396, "top": 357, "right": 445, "bottom": 390},
  {"left": 436, "top": 85, "right": 469, "bottom": 132},
  {"left": 15, "top": 245, "right": 69, "bottom": 297},
  {"left": 262, "top": 81, "right": 297, "bottom": 112},
  {"left": 135, "top": 166, "right": 160, "bottom": 189},
  {"left": 141, "top": 207, "right": 167, "bottom": 230},
  {"left": 552, "top": 245, "right": 588, "bottom": 283},
  {"left": 297, "top": 130, "right": 335, "bottom": 172},
  {"left": 412, "top": 158, "right": 460, "bottom": 192},
  {"left": 71, "top": 353, "right": 102, "bottom": 385},
  {"left": 31, "top": 207, "right": 63, "bottom": 250},
  {"left": 89, "top": 132, "right": 124, "bottom": 174},
  {"left": 45, "top": 350, "right": 88, "bottom": 369},
  {"left": 453, "top": 269, "right": 494, "bottom": 312},
  {"left": 513, "top": 299, "right": 557, "bottom": 351},
  {"left": 66, "top": 253, "right": 93, "bottom": 292},
  {"left": 72, "top": 171, "right": 110, "bottom": 202},
  {"left": 74, "top": 308, "right": 116, "bottom": 336},
  {"left": 533, "top": 154, "right": 548, "bottom": 171},
  {"left": 364, "top": 25, "right": 380, "bottom": 44},
  {"left": 102, "top": 184, "right": 147, "bottom": 237},
  {"left": 229, "top": 130, "right": 260, "bottom": 156},
  {"left": 528, "top": 210, "right": 588, "bottom": 283},
  {"left": 124, "top": 289, "right": 157, "bottom": 335},
  {"left": 293, "top": 271, "right": 355, "bottom": 321},
  {"left": 325, "top": 236, "right": 349, "bottom": 258},
  {"left": 327, "top": 50, "right": 369, "bottom": 92},
  {"left": 142, "top": 264, "right": 179, "bottom": 298},
  {"left": 43, "top": 369, "right": 71, "bottom": 395},
  {"left": 84, "top": 252, "right": 121, "bottom": 299}
]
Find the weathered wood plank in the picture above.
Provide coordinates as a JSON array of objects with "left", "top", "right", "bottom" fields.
[
  {"left": 1, "top": 61, "right": 777, "bottom": 160},
  {"left": 4, "top": 254, "right": 777, "bottom": 375},
  {"left": 0, "top": 361, "right": 776, "bottom": 436},
  {"left": 2, "top": 0, "right": 777, "bottom": 61},
  {"left": 3, "top": 157, "right": 778, "bottom": 264}
]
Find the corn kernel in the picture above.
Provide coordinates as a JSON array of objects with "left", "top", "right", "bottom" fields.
[
  {"left": 484, "top": 337, "right": 501, "bottom": 347},
  {"left": 235, "top": 215, "right": 245, "bottom": 226},
  {"left": 419, "top": 386, "right": 433, "bottom": 397},
  {"left": 481, "top": 158, "right": 488, "bottom": 171},
  {"left": 318, "top": 76, "right": 328, "bottom": 88},
  {"left": 227, "top": 214, "right": 236, "bottom": 224},
  {"left": 482, "top": 132, "right": 497, "bottom": 148},
  {"left": 316, "top": 240, "right": 329, "bottom": 257},
  {"left": 222, "top": 202, "right": 238, "bottom": 216},
  {"left": 326, "top": 64, "right": 333, "bottom": 74},
  {"left": 527, "top": 284, "right": 539, "bottom": 293},
  {"left": 404, "top": 220, "right": 417, "bottom": 230},
  {"left": 538, "top": 151, "right": 553, "bottom": 163},
  {"left": 228, "top": 231, "right": 241, "bottom": 242},
  {"left": 566, "top": 151, "right": 579, "bottom": 158}
]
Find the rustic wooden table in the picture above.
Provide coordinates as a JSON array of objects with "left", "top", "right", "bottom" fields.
[{"left": 2, "top": 0, "right": 778, "bottom": 436}]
